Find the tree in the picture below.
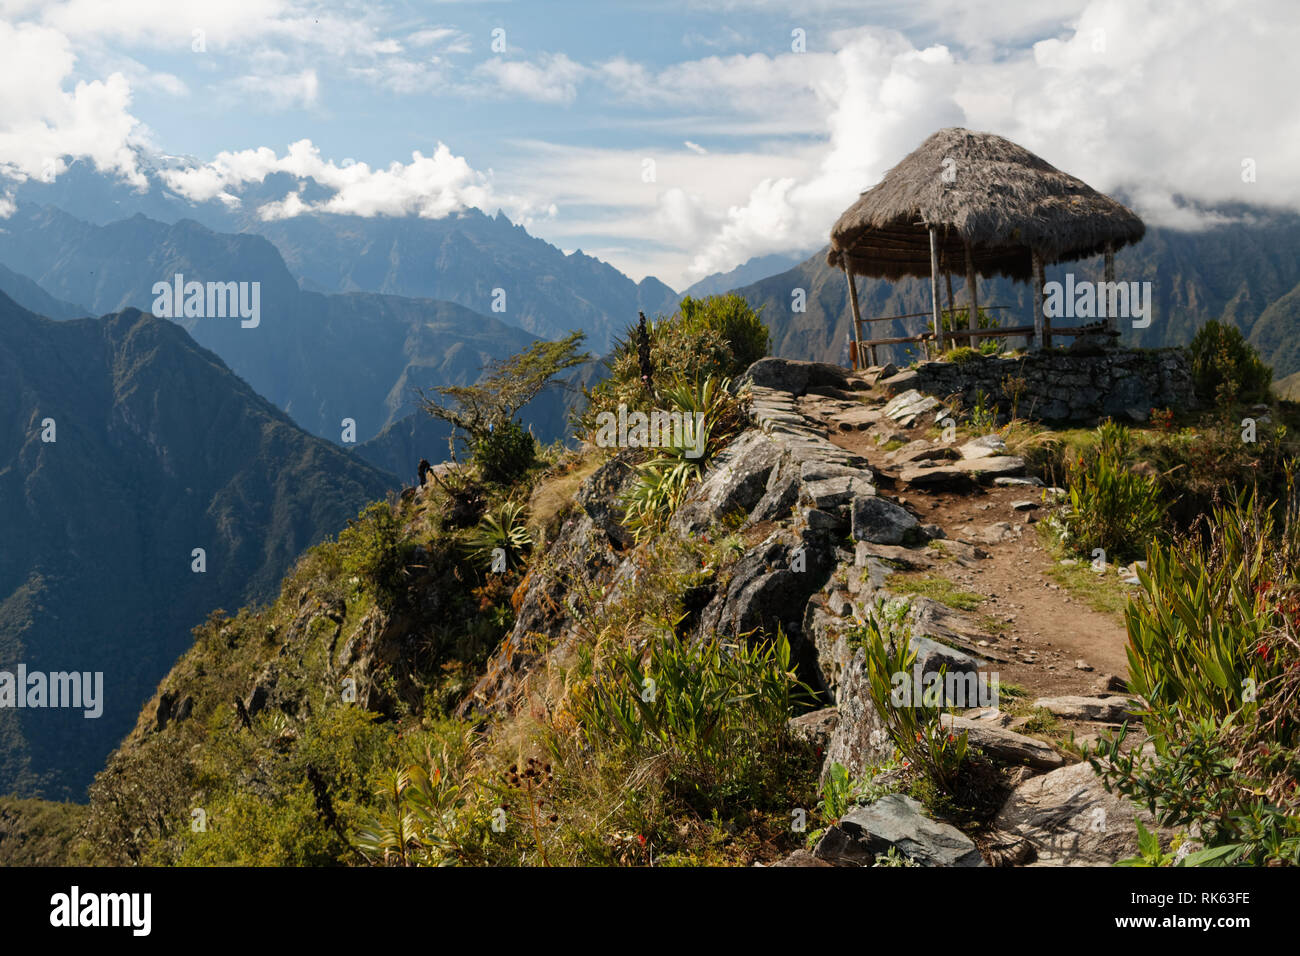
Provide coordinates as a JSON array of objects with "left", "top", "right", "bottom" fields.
[{"left": 418, "top": 330, "right": 590, "bottom": 454}]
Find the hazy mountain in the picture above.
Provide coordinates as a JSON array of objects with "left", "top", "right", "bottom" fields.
[
  {"left": 0, "top": 264, "right": 87, "bottom": 320},
  {"left": 0, "top": 204, "right": 575, "bottom": 449},
  {"left": 0, "top": 295, "right": 399, "bottom": 799},
  {"left": 680, "top": 252, "right": 810, "bottom": 300},
  {"left": 13, "top": 159, "right": 682, "bottom": 351},
  {"left": 732, "top": 211, "right": 1300, "bottom": 376}
]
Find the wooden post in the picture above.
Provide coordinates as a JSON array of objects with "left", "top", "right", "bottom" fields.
[
  {"left": 1032, "top": 252, "right": 1045, "bottom": 350},
  {"left": 842, "top": 263, "right": 865, "bottom": 370},
  {"left": 964, "top": 240, "right": 979, "bottom": 348},
  {"left": 928, "top": 227, "right": 942, "bottom": 356},
  {"left": 944, "top": 255, "right": 956, "bottom": 354},
  {"left": 1103, "top": 241, "right": 1117, "bottom": 334}
]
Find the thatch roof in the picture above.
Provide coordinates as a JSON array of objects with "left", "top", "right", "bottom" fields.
[{"left": 827, "top": 128, "right": 1144, "bottom": 281}]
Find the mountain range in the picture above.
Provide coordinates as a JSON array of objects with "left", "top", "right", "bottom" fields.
[{"left": 0, "top": 295, "right": 397, "bottom": 798}]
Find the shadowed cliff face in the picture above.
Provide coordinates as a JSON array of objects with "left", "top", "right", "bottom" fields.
[{"left": 0, "top": 296, "right": 397, "bottom": 799}]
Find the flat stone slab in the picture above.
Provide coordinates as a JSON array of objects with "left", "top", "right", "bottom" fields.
[
  {"left": 887, "top": 440, "right": 959, "bottom": 465},
  {"left": 901, "top": 456, "right": 1026, "bottom": 485},
  {"left": 991, "top": 760, "right": 1169, "bottom": 866},
  {"left": 851, "top": 495, "right": 919, "bottom": 544},
  {"left": 941, "top": 714, "right": 1066, "bottom": 771},
  {"left": 1032, "top": 695, "right": 1139, "bottom": 723},
  {"left": 959, "top": 434, "right": 1008, "bottom": 459}
]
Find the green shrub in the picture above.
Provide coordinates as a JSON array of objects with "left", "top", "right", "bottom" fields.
[
  {"left": 1061, "top": 421, "right": 1164, "bottom": 560},
  {"left": 338, "top": 502, "right": 410, "bottom": 609},
  {"left": 621, "top": 375, "right": 745, "bottom": 541},
  {"left": 1188, "top": 320, "right": 1273, "bottom": 407},
  {"left": 577, "top": 295, "right": 766, "bottom": 436},
  {"left": 678, "top": 294, "right": 770, "bottom": 371},
  {"left": 472, "top": 419, "right": 537, "bottom": 485},
  {"left": 572, "top": 631, "right": 810, "bottom": 809}
]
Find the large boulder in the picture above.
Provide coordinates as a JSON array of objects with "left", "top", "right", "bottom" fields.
[
  {"left": 814, "top": 794, "right": 986, "bottom": 867},
  {"left": 741, "top": 357, "right": 855, "bottom": 395},
  {"left": 851, "top": 495, "right": 919, "bottom": 544},
  {"left": 669, "top": 430, "right": 783, "bottom": 533},
  {"left": 990, "top": 759, "right": 1168, "bottom": 866}
]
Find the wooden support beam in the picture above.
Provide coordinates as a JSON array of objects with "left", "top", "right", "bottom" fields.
[
  {"left": 964, "top": 240, "right": 979, "bottom": 348},
  {"left": 842, "top": 264, "right": 864, "bottom": 369},
  {"left": 928, "top": 227, "right": 942, "bottom": 353},
  {"left": 1103, "top": 241, "right": 1117, "bottom": 335},
  {"left": 1032, "top": 252, "right": 1045, "bottom": 350}
]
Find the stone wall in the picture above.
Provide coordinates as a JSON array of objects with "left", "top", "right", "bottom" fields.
[{"left": 877, "top": 347, "right": 1196, "bottom": 423}]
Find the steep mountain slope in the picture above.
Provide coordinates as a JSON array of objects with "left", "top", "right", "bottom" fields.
[
  {"left": 0, "top": 264, "right": 87, "bottom": 320},
  {"left": 0, "top": 296, "right": 397, "bottom": 799},
  {"left": 0, "top": 205, "right": 575, "bottom": 447},
  {"left": 733, "top": 214, "right": 1300, "bottom": 375}
]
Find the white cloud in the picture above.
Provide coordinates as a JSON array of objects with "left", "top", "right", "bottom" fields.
[
  {"left": 474, "top": 53, "right": 587, "bottom": 104},
  {"left": 0, "top": 19, "right": 146, "bottom": 191},
  {"left": 228, "top": 68, "right": 320, "bottom": 111},
  {"left": 160, "top": 138, "right": 505, "bottom": 220}
]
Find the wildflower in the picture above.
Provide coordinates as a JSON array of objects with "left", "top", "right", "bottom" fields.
[{"left": 636, "top": 834, "right": 647, "bottom": 846}]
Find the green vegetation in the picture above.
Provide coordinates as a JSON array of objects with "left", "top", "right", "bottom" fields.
[
  {"left": 577, "top": 293, "right": 767, "bottom": 437},
  {"left": 1092, "top": 491, "right": 1300, "bottom": 865},
  {"left": 887, "top": 573, "right": 985, "bottom": 612},
  {"left": 852, "top": 599, "right": 968, "bottom": 792},
  {"left": 1189, "top": 319, "right": 1273, "bottom": 407},
  {"left": 420, "top": 329, "right": 589, "bottom": 461},
  {"left": 1059, "top": 421, "right": 1164, "bottom": 561},
  {"left": 620, "top": 375, "right": 747, "bottom": 541}
]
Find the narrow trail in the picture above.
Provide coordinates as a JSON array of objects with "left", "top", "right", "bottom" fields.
[{"left": 791, "top": 374, "right": 1134, "bottom": 735}]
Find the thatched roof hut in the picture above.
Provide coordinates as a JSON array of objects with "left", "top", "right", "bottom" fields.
[{"left": 828, "top": 128, "right": 1144, "bottom": 362}]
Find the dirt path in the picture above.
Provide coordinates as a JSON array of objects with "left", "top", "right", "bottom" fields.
[{"left": 827, "top": 412, "right": 1132, "bottom": 703}]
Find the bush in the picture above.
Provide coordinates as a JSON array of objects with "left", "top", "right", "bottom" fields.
[
  {"left": 577, "top": 295, "right": 766, "bottom": 436},
  {"left": 1188, "top": 320, "right": 1273, "bottom": 407},
  {"left": 572, "top": 631, "right": 810, "bottom": 810},
  {"left": 678, "top": 294, "right": 770, "bottom": 371},
  {"left": 472, "top": 419, "right": 537, "bottom": 485},
  {"left": 338, "top": 502, "right": 410, "bottom": 609},
  {"left": 462, "top": 501, "right": 532, "bottom": 571},
  {"left": 1061, "top": 420, "right": 1164, "bottom": 560},
  {"left": 620, "top": 375, "right": 745, "bottom": 541}
]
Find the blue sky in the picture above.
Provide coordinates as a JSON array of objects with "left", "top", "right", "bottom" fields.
[{"left": 0, "top": 0, "right": 1295, "bottom": 289}]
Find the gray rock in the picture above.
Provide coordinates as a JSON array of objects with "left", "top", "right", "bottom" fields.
[
  {"left": 883, "top": 389, "right": 941, "bottom": 426},
  {"left": 900, "top": 456, "right": 1026, "bottom": 485},
  {"left": 788, "top": 707, "right": 839, "bottom": 751},
  {"left": 816, "top": 795, "right": 986, "bottom": 867},
  {"left": 994, "top": 476, "right": 1044, "bottom": 487},
  {"left": 669, "top": 430, "right": 782, "bottom": 533},
  {"left": 941, "top": 714, "right": 1065, "bottom": 771},
  {"left": 887, "top": 440, "right": 959, "bottom": 465},
  {"left": 851, "top": 496, "right": 919, "bottom": 544},
  {"left": 741, "top": 357, "right": 852, "bottom": 396},
  {"left": 1032, "top": 695, "right": 1138, "bottom": 723},
  {"left": 801, "top": 474, "right": 877, "bottom": 510},
  {"left": 991, "top": 759, "right": 1168, "bottom": 866},
  {"left": 959, "top": 434, "right": 1007, "bottom": 459}
]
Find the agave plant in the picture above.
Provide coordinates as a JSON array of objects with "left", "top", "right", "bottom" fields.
[{"left": 463, "top": 500, "right": 532, "bottom": 570}]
